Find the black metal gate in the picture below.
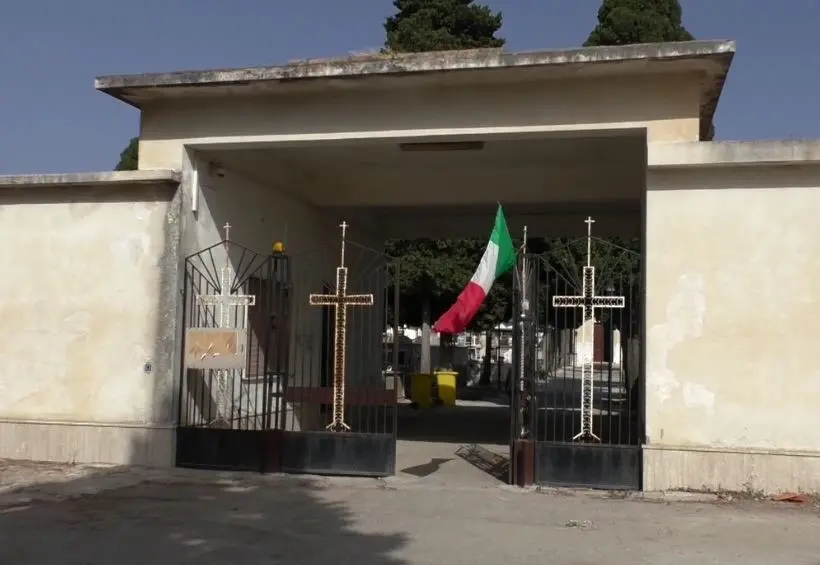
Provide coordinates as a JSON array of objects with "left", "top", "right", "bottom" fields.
[
  {"left": 280, "top": 240, "right": 399, "bottom": 476},
  {"left": 176, "top": 237, "right": 399, "bottom": 477},
  {"left": 511, "top": 235, "right": 643, "bottom": 489},
  {"left": 176, "top": 240, "right": 287, "bottom": 472}
]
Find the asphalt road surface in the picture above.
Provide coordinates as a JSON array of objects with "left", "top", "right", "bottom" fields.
[{"left": 1, "top": 462, "right": 819, "bottom": 565}]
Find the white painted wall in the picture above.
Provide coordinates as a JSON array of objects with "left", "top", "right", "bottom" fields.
[
  {"left": 644, "top": 162, "right": 820, "bottom": 492},
  {"left": 0, "top": 182, "right": 179, "bottom": 425},
  {"left": 646, "top": 164, "right": 820, "bottom": 451},
  {"left": 189, "top": 160, "right": 339, "bottom": 257}
]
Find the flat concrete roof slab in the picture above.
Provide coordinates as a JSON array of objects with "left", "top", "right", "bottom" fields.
[
  {"left": 95, "top": 41, "right": 734, "bottom": 140},
  {"left": 0, "top": 169, "right": 180, "bottom": 190},
  {"left": 96, "top": 40, "right": 734, "bottom": 91},
  {"left": 649, "top": 140, "right": 820, "bottom": 168}
]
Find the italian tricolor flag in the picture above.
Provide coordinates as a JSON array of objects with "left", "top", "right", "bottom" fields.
[{"left": 433, "top": 205, "right": 516, "bottom": 334}]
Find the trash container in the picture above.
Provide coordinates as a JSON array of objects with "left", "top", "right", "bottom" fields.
[
  {"left": 434, "top": 371, "right": 458, "bottom": 407},
  {"left": 410, "top": 373, "right": 434, "bottom": 408}
]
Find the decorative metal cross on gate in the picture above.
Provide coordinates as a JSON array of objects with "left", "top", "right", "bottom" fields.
[
  {"left": 552, "top": 216, "right": 625, "bottom": 442},
  {"left": 194, "top": 222, "right": 257, "bottom": 427},
  {"left": 309, "top": 221, "right": 374, "bottom": 432},
  {"left": 197, "top": 222, "right": 256, "bottom": 328}
]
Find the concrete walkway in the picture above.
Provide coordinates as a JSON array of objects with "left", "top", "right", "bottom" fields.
[
  {"left": 395, "top": 440, "right": 509, "bottom": 487},
  {"left": 1, "top": 461, "right": 819, "bottom": 564}
]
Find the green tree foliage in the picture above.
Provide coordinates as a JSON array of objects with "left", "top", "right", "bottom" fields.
[
  {"left": 583, "top": 0, "right": 713, "bottom": 137},
  {"left": 383, "top": 1, "right": 511, "bottom": 338},
  {"left": 115, "top": 137, "right": 139, "bottom": 171},
  {"left": 584, "top": 0, "right": 694, "bottom": 47},
  {"left": 384, "top": 0, "right": 504, "bottom": 53},
  {"left": 386, "top": 237, "right": 513, "bottom": 331},
  {"left": 386, "top": 239, "right": 473, "bottom": 328}
]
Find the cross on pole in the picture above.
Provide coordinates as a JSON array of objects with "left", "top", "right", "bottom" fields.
[
  {"left": 197, "top": 267, "right": 257, "bottom": 328},
  {"left": 339, "top": 221, "right": 349, "bottom": 267},
  {"left": 309, "top": 221, "right": 374, "bottom": 432},
  {"left": 584, "top": 216, "right": 594, "bottom": 266},
  {"left": 517, "top": 225, "right": 532, "bottom": 439},
  {"left": 197, "top": 220, "right": 255, "bottom": 327},
  {"left": 195, "top": 220, "right": 255, "bottom": 426},
  {"left": 552, "top": 216, "right": 625, "bottom": 442}
]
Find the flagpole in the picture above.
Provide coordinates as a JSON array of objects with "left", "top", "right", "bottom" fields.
[
  {"left": 518, "top": 226, "right": 529, "bottom": 437},
  {"left": 520, "top": 225, "right": 528, "bottom": 303}
]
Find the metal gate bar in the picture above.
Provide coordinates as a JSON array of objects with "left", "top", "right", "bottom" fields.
[
  {"left": 176, "top": 235, "right": 401, "bottom": 477},
  {"left": 278, "top": 238, "right": 399, "bottom": 477},
  {"left": 511, "top": 228, "right": 643, "bottom": 490},
  {"left": 176, "top": 237, "right": 286, "bottom": 472}
]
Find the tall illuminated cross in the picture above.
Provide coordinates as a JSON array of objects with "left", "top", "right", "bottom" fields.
[
  {"left": 309, "top": 221, "right": 374, "bottom": 432},
  {"left": 552, "top": 216, "right": 625, "bottom": 442}
]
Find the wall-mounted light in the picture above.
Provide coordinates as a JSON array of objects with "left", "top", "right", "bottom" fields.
[
  {"left": 399, "top": 141, "right": 485, "bottom": 152},
  {"left": 191, "top": 154, "right": 200, "bottom": 215}
]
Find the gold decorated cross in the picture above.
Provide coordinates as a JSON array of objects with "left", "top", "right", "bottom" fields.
[{"left": 309, "top": 221, "right": 374, "bottom": 432}]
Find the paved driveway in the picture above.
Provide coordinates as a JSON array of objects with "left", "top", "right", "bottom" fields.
[{"left": 1, "top": 462, "right": 819, "bottom": 564}]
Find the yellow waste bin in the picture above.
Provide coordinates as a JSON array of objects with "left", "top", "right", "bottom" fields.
[
  {"left": 434, "top": 371, "right": 458, "bottom": 407},
  {"left": 410, "top": 373, "right": 434, "bottom": 408}
]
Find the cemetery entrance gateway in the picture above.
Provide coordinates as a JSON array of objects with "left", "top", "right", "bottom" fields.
[
  {"left": 175, "top": 222, "right": 399, "bottom": 476},
  {"left": 511, "top": 217, "right": 643, "bottom": 489}
]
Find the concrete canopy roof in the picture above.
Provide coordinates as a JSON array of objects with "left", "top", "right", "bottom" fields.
[{"left": 96, "top": 40, "right": 735, "bottom": 141}]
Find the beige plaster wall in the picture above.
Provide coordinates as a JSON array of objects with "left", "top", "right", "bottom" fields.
[
  {"left": 644, "top": 163, "right": 820, "bottom": 493},
  {"left": 0, "top": 180, "right": 181, "bottom": 465},
  {"left": 188, "top": 161, "right": 339, "bottom": 257},
  {"left": 138, "top": 72, "right": 702, "bottom": 170}
]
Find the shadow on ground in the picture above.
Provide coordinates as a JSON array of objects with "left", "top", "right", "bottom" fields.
[
  {"left": 0, "top": 464, "right": 409, "bottom": 565},
  {"left": 396, "top": 403, "right": 510, "bottom": 445}
]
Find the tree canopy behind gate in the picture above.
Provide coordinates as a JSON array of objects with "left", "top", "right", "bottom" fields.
[
  {"left": 384, "top": 0, "right": 504, "bottom": 52},
  {"left": 382, "top": 0, "right": 512, "bottom": 335},
  {"left": 115, "top": 136, "right": 139, "bottom": 171},
  {"left": 583, "top": 0, "right": 710, "bottom": 139},
  {"left": 584, "top": 0, "right": 694, "bottom": 47}
]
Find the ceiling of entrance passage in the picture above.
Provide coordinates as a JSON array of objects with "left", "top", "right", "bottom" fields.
[{"left": 204, "top": 133, "right": 646, "bottom": 207}]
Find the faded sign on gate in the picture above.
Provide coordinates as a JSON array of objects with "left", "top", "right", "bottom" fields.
[{"left": 184, "top": 328, "right": 248, "bottom": 370}]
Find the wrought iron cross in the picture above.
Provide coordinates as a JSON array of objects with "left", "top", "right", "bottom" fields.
[
  {"left": 197, "top": 267, "right": 256, "bottom": 328},
  {"left": 309, "top": 221, "right": 374, "bottom": 432},
  {"left": 195, "top": 220, "right": 254, "bottom": 427},
  {"left": 552, "top": 216, "right": 625, "bottom": 442},
  {"left": 197, "top": 220, "right": 256, "bottom": 328}
]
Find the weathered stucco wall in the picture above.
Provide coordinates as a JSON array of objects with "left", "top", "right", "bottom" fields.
[
  {"left": 644, "top": 162, "right": 820, "bottom": 493},
  {"left": 188, "top": 162, "right": 363, "bottom": 255},
  {"left": 0, "top": 175, "right": 181, "bottom": 465},
  {"left": 138, "top": 72, "right": 701, "bottom": 170}
]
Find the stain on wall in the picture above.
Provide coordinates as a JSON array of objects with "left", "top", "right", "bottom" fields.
[{"left": 646, "top": 172, "right": 820, "bottom": 452}]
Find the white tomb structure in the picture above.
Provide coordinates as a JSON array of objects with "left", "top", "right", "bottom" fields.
[{"left": 572, "top": 319, "right": 622, "bottom": 367}]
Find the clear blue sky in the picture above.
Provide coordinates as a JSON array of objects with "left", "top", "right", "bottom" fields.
[{"left": 1, "top": 0, "right": 818, "bottom": 175}]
